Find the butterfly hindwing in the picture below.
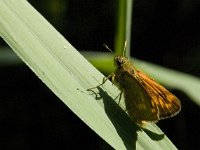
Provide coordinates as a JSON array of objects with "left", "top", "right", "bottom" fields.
[{"left": 136, "top": 70, "right": 181, "bottom": 119}]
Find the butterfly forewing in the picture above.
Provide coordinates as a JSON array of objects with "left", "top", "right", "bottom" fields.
[
  {"left": 114, "top": 64, "right": 159, "bottom": 123},
  {"left": 122, "top": 73, "right": 160, "bottom": 122}
]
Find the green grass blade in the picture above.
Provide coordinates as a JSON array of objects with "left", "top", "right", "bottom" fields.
[
  {"left": 114, "top": 0, "right": 133, "bottom": 57},
  {"left": 0, "top": 0, "right": 178, "bottom": 149}
]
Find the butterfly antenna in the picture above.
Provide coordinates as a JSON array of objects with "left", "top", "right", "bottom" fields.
[
  {"left": 103, "top": 43, "right": 113, "bottom": 53},
  {"left": 123, "top": 41, "right": 127, "bottom": 57}
]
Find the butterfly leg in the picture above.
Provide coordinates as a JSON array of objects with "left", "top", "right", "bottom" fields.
[
  {"left": 115, "top": 91, "right": 123, "bottom": 105},
  {"left": 87, "top": 73, "right": 115, "bottom": 91}
]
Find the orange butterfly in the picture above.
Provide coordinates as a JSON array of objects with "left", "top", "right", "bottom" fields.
[
  {"left": 112, "top": 55, "right": 181, "bottom": 124},
  {"left": 88, "top": 43, "right": 181, "bottom": 125}
]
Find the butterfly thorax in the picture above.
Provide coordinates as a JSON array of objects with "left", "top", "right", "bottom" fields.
[{"left": 114, "top": 56, "right": 136, "bottom": 88}]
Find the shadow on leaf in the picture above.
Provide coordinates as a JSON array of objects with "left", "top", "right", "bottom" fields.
[{"left": 90, "top": 87, "right": 165, "bottom": 149}]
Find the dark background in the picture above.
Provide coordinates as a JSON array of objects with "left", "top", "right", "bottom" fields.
[{"left": 0, "top": 0, "right": 200, "bottom": 149}]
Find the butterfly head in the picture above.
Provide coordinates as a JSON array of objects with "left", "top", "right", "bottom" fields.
[{"left": 114, "top": 56, "right": 128, "bottom": 67}]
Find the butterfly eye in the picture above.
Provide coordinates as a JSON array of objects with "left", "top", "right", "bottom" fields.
[
  {"left": 116, "top": 59, "right": 122, "bottom": 66},
  {"left": 115, "top": 56, "right": 124, "bottom": 67}
]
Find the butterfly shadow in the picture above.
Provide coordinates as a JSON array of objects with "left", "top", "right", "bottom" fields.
[
  {"left": 94, "top": 87, "right": 138, "bottom": 149},
  {"left": 93, "top": 87, "right": 165, "bottom": 149}
]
